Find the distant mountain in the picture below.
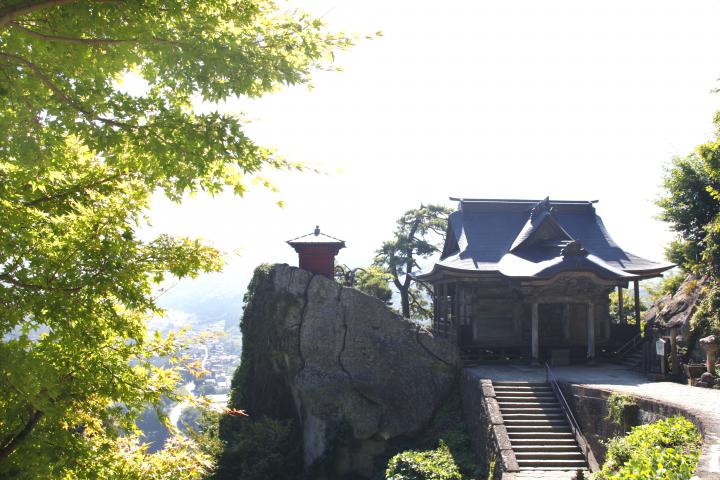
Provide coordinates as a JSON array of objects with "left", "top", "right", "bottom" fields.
[{"left": 152, "top": 265, "right": 251, "bottom": 334}]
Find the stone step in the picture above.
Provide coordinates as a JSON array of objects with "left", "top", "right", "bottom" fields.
[
  {"left": 494, "top": 390, "right": 553, "bottom": 397},
  {"left": 499, "top": 407, "right": 563, "bottom": 413},
  {"left": 517, "top": 459, "right": 587, "bottom": 468},
  {"left": 502, "top": 413, "right": 565, "bottom": 420},
  {"left": 495, "top": 395, "right": 557, "bottom": 401},
  {"left": 505, "top": 425, "right": 572, "bottom": 432},
  {"left": 507, "top": 430, "right": 574, "bottom": 438},
  {"left": 510, "top": 437, "right": 580, "bottom": 450},
  {"left": 517, "top": 467, "right": 591, "bottom": 473},
  {"left": 493, "top": 385, "right": 553, "bottom": 391},
  {"left": 497, "top": 401, "right": 559, "bottom": 409},
  {"left": 504, "top": 419, "right": 568, "bottom": 426},
  {"left": 493, "top": 382, "right": 548, "bottom": 386},
  {"left": 513, "top": 444, "right": 581, "bottom": 452},
  {"left": 515, "top": 451, "right": 585, "bottom": 460}
]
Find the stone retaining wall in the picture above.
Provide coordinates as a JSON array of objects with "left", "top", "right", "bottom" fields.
[
  {"left": 561, "top": 384, "right": 720, "bottom": 480},
  {"left": 460, "top": 370, "right": 518, "bottom": 480}
]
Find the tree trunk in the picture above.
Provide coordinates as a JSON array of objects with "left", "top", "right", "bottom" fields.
[{"left": 400, "top": 285, "right": 410, "bottom": 318}]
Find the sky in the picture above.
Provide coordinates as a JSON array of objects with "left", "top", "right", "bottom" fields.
[{"left": 144, "top": 0, "right": 720, "bottom": 324}]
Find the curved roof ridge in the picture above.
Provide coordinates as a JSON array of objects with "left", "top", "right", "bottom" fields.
[{"left": 509, "top": 204, "right": 574, "bottom": 252}]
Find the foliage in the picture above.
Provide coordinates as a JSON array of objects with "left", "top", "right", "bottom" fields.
[
  {"left": 593, "top": 416, "right": 702, "bottom": 480},
  {"left": 64, "top": 433, "right": 217, "bottom": 480},
  {"left": 178, "top": 407, "right": 203, "bottom": 436},
  {"left": 213, "top": 417, "right": 302, "bottom": 480},
  {"left": 605, "top": 393, "right": 637, "bottom": 426},
  {"left": 0, "top": 1, "right": 353, "bottom": 477},
  {"left": 374, "top": 204, "right": 452, "bottom": 319},
  {"left": 691, "top": 284, "right": 720, "bottom": 338},
  {"left": 657, "top": 114, "right": 720, "bottom": 344},
  {"left": 355, "top": 266, "right": 394, "bottom": 304},
  {"left": 218, "top": 264, "right": 302, "bottom": 478},
  {"left": 335, "top": 264, "right": 394, "bottom": 305},
  {"left": 658, "top": 155, "right": 720, "bottom": 271},
  {"left": 184, "top": 409, "right": 225, "bottom": 464},
  {"left": 386, "top": 441, "right": 462, "bottom": 480},
  {"left": 385, "top": 386, "right": 480, "bottom": 480},
  {"left": 1, "top": 0, "right": 354, "bottom": 199},
  {"left": 646, "top": 271, "right": 687, "bottom": 302},
  {"left": 608, "top": 290, "right": 646, "bottom": 325},
  {"left": 228, "top": 263, "right": 273, "bottom": 410}
]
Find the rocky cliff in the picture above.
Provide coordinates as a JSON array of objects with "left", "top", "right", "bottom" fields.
[
  {"left": 225, "top": 264, "right": 459, "bottom": 478},
  {"left": 644, "top": 275, "right": 707, "bottom": 360}
]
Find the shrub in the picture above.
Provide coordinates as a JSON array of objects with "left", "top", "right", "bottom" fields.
[
  {"left": 594, "top": 416, "right": 702, "bottom": 480},
  {"left": 213, "top": 417, "right": 302, "bottom": 480},
  {"left": 386, "top": 441, "right": 462, "bottom": 480},
  {"left": 605, "top": 393, "right": 637, "bottom": 426}
]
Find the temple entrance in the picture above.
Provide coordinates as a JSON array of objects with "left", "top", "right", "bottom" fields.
[{"left": 539, "top": 303, "right": 565, "bottom": 346}]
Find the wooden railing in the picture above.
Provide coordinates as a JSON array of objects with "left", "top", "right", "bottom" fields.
[
  {"left": 613, "top": 332, "right": 645, "bottom": 360},
  {"left": 545, "top": 362, "right": 599, "bottom": 472}
]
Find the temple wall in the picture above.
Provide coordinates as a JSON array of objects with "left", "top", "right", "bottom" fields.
[{"left": 454, "top": 281, "right": 612, "bottom": 350}]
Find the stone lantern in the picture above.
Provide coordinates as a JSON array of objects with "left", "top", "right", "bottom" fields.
[{"left": 699, "top": 335, "right": 720, "bottom": 374}]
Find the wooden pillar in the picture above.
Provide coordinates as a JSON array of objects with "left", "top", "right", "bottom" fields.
[
  {"left": 587, "top": 301, "right": 596, "bottom": 364},
  {"left": 441, "top": 283, "right": 447, "bottom": 335},
  {"left": 531, "top": 302, "right": 539, "bottom": 365},
  {"left": 633, "top": 280, "right": 641, "bottom": 334},
  {"left": 563, "top": 303, "right": 571, "bottom": 340},
  {"left": 617, "top": 286, "right": 624, "bottom": 324}
]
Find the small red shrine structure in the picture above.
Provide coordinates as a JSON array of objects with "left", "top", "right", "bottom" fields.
[{"left": 287, "top": 226, "right": 345, "bottom": 278}]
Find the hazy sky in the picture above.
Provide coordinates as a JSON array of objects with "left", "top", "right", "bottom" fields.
[{"left": 145, "top": 0, "right": 720, "bottom": 314}]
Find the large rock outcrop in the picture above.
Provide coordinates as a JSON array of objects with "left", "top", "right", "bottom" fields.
[
  {"left": 229, "top": 264, "right": 459, "bottom": 478},
  {"left": 644, "top": 275, "right": 708, "bottom": 363},
  {"left": 645, "top": 275, "right": 707, "bottom": 337}
]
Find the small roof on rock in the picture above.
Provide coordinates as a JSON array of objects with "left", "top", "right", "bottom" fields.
[{"left": 287, "top": 226, "right": 346, "bottom": 247}]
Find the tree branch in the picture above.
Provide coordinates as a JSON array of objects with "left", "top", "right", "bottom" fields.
[
  {"left": 0, "top": 0, "right": 78, "bottom": 27},
  {"left": 9, "top": 21, "right": 184, "bottom": 47},
  {"left": 0, "top": 273, "right": 81, "bottom": 293},
  {"left": 23, "top": 173, "right": 124, "bottom": 207},
  {"left": 0, "top": 51, "right": 134, "bottom": 128},
  {"left": 0, "top": 409, "right": 43, "bottom": 462},
  {"left": 10, "top": 22, "right": 132, "bottom": 44}
]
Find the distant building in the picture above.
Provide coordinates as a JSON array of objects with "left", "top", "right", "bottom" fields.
[{"left": 417, "top": 197, "right": 673, "bottom": 365}]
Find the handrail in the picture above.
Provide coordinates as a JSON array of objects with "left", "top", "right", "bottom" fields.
[
  {"left": 544, "top": 362, "right": 598, "bottom": 472},
  {"left": 614, "top": 332, "right": 645, "bottom": 359}
]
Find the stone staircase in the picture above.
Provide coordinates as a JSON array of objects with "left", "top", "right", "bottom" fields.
[
  {"left": 619, "top": 345, "right": 643, "bottom": 369},
  {"left": 494, "top": 381, "right": 588, "bottom": 473}
]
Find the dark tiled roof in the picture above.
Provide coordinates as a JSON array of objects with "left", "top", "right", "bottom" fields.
[{"left": 417, "top": 198, "right": 673, "bottom": 281}]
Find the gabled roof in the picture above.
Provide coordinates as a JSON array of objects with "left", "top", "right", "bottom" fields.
[
  {"left": 287, "top": 226, "right": 345, "bottom": 247},
  {"left": 417, "top": 198, "right": 673, "bottom": 282},
  {"left": 509, "top": 198, "right": 573, "bottom": 252}
]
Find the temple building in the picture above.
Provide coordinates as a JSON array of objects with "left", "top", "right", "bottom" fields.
[{"left": 416, "top": 198, "right": 673, "bottom": 365}]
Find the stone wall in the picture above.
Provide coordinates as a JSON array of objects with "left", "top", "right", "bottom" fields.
[
  {"left": 460, "top": 370, "right": 517, "bottom": 480},
  {"left": 561, "top": 384, "right": 720, "bottom": 479}
]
